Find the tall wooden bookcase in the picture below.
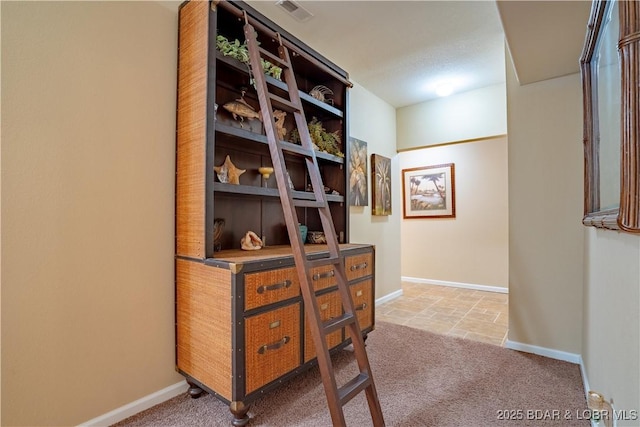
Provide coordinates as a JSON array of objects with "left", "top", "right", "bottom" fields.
[{"left": 175, "top": 1, "right": 376, "bottom": 425}]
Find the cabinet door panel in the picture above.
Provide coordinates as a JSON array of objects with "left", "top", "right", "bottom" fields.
[
  {"left": 244, "top": 267, "right": 300, "bottom": 310},
  {"left": 350, "top": 280, "right": 373, "bottom": 330},
  {"left": 304, "top": 291, "right": 343, "bottom": 362},
  {"left": 345, "top": 253, "right": 373, "bottom": 281},
  {"left": 245, "top": 303, "right": 300, "bottom": 394},
  {"left": 310, "top": 264, "right": 338, "bottom": 291}
]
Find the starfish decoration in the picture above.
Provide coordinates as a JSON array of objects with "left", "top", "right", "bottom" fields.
[{"left": 214, "top": 155, "right": 246, "bottom": 185}]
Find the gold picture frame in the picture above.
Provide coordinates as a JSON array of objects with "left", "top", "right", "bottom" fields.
[
  {"left": 402, "top": 163, "right": 455, "bottom": 219},
  {"left": 371, "top": 154, "right": 391, "bottom": 216}
]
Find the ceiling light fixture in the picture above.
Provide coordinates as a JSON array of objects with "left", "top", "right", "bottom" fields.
[
  {"left": 275, "top": 0, "right": 314, "bottom": 22},
  {"left": 435, "top": 82, "right": 454, "bottom": 97}
]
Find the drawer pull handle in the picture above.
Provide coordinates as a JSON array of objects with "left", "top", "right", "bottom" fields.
[
  {"left": 257, "top": 280, "right": 292, "bottom": 294},
  {"left": 257, "top": 336, "right": 290, "bottom": 354},
  {"left": 356, "top": 290, "right": 363, "bottom": 297},
  {"left": 350, "top": 262, "right": 368, "bottom": 271},
  {"left": 320, "top": 303, "right": 329, "bottom": 310},
  {"left": 355, "top": 303, "right": 368, "bottom": 311},
  {"left": 312, "top": 270, "right": 335, "bottom": 281}
]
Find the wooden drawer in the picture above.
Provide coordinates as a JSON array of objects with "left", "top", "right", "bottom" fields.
[
  {"left": 244, "top": 267, "right": 300, "bottom": 311},
  {"left": 310, "top": 264, "right": 338, "bottom": 291},
  {"left": 304, "top": 291, "right": 343, "bottom": 362},
  {"left": 345, "top": 252, "right": 372, "bottom": 281},
  {"left": 245, "top": 303, "right": 300, "bottom": 394},
  {"left": 350, "top": 280, "right": 373, "bottom": 330}
]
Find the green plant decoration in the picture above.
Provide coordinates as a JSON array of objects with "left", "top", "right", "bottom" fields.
[
  {"left": 216, "top": 35, "right": 282, "bottom": 80},
  {"left": 290, "top": 117, "right": 344, "bottom": 157}
]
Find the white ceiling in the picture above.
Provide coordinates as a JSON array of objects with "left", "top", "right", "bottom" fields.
[
  {"left": 165, "top": 1, "right": 594, "bottom": 109},
  {"left": 244, "top": 0, "right": 593, "bottom": 108},
  {"left": 246, "top": 0, "right": 507, "bottom": 108},
  {"left": 496, "top": 1, "right": 592, "bottom": 85}
]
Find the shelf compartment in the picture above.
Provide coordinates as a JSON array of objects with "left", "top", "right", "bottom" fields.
[
  {"left": 215, "top": 122, "right": 345, "bottom": 165},
  {"left": 214, "top": 182, "right": 344, "bottom": 204},
  {"left": 216, "top": 52, "right": 343, "bottom": 118}
]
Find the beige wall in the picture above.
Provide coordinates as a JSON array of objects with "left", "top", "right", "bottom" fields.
[
  {"left": 396, "top": 83, "right": 507, "bottom": 151},
  {"left": 396, "top": 81, "right": 508, "bottom": 289},
  {"left": 506, "top": 52, "right": 584, "bottom": 354},
  {"left": 398, "top": 137, "right": 508, "bottom": 289},
  {"left": 1, "top": 3, "right": 402, "bottom": 425},
  {"left": 348, "top": 82, "right": 402, "bottom": 300},
  {"left": 1, "top": 2, "right": 181, "bottom": 425},
  {"left": 4, "top": 2, "right": 638, "bottom": 426},
  {"left": 583, "top": 225, "right": 640, "bottom": 422}
]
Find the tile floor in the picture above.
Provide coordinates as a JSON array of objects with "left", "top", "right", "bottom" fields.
[{"left": 377, "top": 282, "right": 508, "bottom": 346}]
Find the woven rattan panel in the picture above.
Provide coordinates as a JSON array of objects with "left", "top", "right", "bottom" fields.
[
  {"left": 304, "top": 290, "right": 343, "bottom": 362},
  {"left": 244, "top": 303, "right": 301, "bottom": 394},
  {"left": 176, "top": 259, "right": 232, "bottom": 400},
  {"left": 350, "top": 279, "right": 373, "bottom": 331},
  {"left": 309, "top": 264, "right": 338, "bottom": 292},
  {"left": 176, "top": 0, "right": 208, "bottom": 258},
  {"left": 244, "top": 267, "right": 301, "bottom": 311},
  {"left": 345, "top": 252, "right": 373, "bottom": 281}
]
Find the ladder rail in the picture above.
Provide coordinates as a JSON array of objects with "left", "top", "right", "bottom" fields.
[
  {"left": 243, "top": 19, "right": 385, "bottom": 427},
  {"left": 244, "top": 22, "right": 345, "bottom": 423}
]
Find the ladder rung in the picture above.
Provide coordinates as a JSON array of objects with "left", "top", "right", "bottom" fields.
[
  {"left": 307, "top": 256, "right": 341, "bottom": 269},
  {"left": 323, "top": 313, "right": 356, "bottom": 335},
  {"left": 269, "top": 93, "right": 301, "bottom": 113},
  {"left": 338, "top": 373, "right": 371, "bottom": 406},
  {"left": 259, "top": 47, "right": 290, "bottom": 69},
  {"left": 279, "top": 140, "right": 314, "bottom": 156},
  {"left": 293, "top": 199, "right": 325, "bottom": 208}
]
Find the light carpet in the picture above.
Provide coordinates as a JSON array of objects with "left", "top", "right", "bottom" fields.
[{"left": 114, "top": 321, "right": 588, "bottom": 426}]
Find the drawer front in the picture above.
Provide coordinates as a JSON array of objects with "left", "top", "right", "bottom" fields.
[
  {"left": 245, "top": 303, "right": 300, "bottom": 394},
  {"left": 304, "top": 291, "right": 343, "bottom": 362},
  {"left": 244, "top": 267, "right": 300, "bottom": 311},
  {"left": 345, "top": 252, "right": 372, "bottom": 281},
  {"left": 350, "top": 280, "right": 373, "bottom": 330},
  {"left": 310, "top": 264, "right": 338, "bottom": 291}
]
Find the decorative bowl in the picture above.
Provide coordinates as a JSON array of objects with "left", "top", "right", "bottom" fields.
[{"left": 306, "top": 231, "right": 326, "bottom": 244}]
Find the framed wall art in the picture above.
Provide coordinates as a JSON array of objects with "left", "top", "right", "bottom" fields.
[
  {"left": 371, "top": 154, "right": 391, "bottom": 216},
  {"left": 402, "top": 163, "right": 455, "bottom": 219},
  {"left": 348, "top": 137, "right": 368, "bottom": 206}
]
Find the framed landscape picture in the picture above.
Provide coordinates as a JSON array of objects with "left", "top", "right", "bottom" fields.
[
  {"left": 402, "top": 163, "right": 455, "bottom": 219},
  {"left": 371, "top": 154, "right": 391, "bottom": 216}
]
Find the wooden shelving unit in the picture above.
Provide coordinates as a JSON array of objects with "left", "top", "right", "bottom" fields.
[{"left": 174, "top": 1, "right": 376, "bottom": 425}]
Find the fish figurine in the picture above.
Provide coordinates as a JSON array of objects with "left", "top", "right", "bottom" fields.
[{"left": 222, "top": 97, "right": 262, "bottom": 127}]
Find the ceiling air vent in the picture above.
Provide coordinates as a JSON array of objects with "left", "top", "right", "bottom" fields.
[{"left": 276, "top": 0, "right": 314, "bottom": 22}]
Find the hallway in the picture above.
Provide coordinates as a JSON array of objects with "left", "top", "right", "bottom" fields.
[{"left": 377, "top": 283, "right": 508, "bottom": 346}]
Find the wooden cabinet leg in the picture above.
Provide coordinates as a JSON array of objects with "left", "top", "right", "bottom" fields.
[
  {"left": 186, "top": 381, "right": 204, "bottom": 399},
  {"left": 230, "top": 401, "right": 251, "bottom": 426}
]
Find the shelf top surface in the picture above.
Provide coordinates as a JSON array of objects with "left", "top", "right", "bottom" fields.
[{"left": 204, "top": 243, "right": 372, "bottom": 268}]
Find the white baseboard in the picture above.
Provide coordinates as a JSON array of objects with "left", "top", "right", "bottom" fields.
[
  {"left": 504, "top": 339, "right": 581, "bottom": 364},
  {"left": 506, "top": 340, "right": 591, "bottom": 416},
  {"left": 375, "top": 288, "right": 403, "bottom": 306},
  {"left": 401, "top": 276, "right": 508, "bottom": 294},
  {"left": 579, "top": 355, "right": 591, "bottom": 398},
  {"left": 78, "top": 380, "right": 188, "bottom": 426}
]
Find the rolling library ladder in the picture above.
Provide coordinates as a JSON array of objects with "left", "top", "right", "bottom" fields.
[{"left": 242, "top": 14, "right": 385, "bottom": 427}]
